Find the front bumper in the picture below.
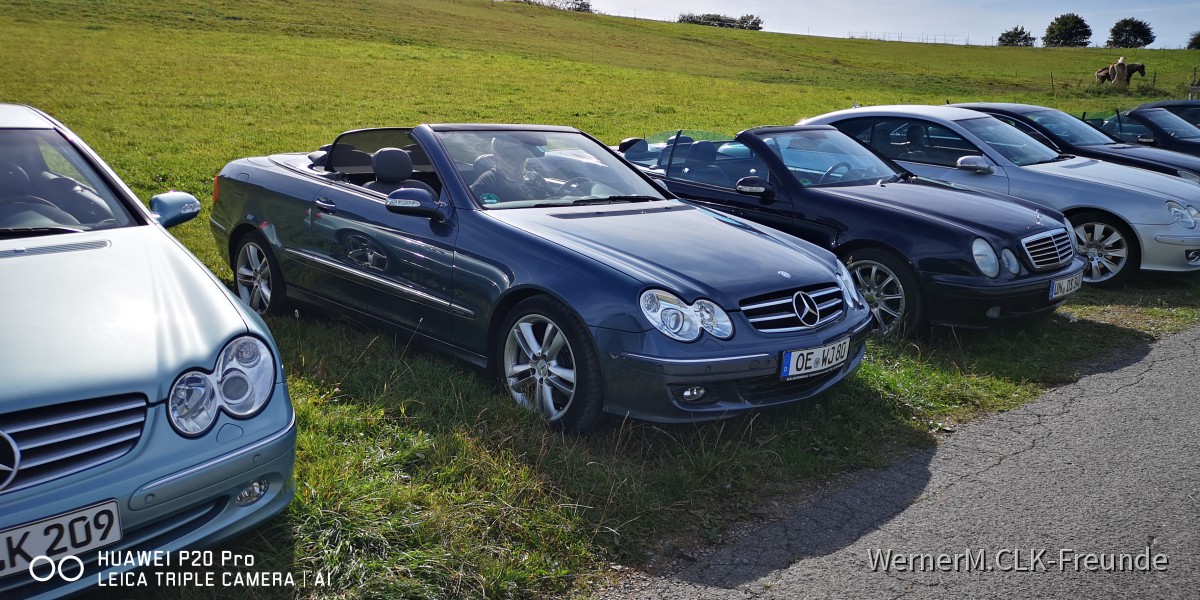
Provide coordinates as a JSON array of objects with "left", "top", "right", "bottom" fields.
[
  {"left": 921, "top": 257, "right": 1086, "bottom": 328},
  {"left": 598, "top": 312, "right": 874, "bottom": 423},
  {"left": 1136, "top": 223, "right": 1200, "bottom": 272},
  {"left": 0, "top": 387, "right": 296, "bottom": 600}
]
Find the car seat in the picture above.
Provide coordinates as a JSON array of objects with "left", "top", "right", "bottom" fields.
[{"left": 364, "top": 148, "right": 436, "bottom": 196}]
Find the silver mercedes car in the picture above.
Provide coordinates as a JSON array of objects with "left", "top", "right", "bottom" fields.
[
  {"left": 0, "top": 104, "right": 296, "bottom": 598},
  {"left": 803, "top": 105, "right": 1200, "bottom": 286}
]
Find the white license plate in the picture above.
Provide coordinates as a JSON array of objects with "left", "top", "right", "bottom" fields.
[
  {"left": 0, "top": 500, "right": 122, "bottom": 579},
  {"left": 1050, "top": 271, "right": 1083, "bottom": 300},
  {"left": 781, "top": 336, "right": 851, "bottom": 381}
]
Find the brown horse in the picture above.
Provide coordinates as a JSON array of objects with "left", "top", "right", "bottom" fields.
[{"left": 1096, "top": 61, "right": 1146, "bottom": 85}]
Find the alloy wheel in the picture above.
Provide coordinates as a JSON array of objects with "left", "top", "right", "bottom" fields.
[{"left": 503, "top": 314, "right": 577, "bottom": 422}]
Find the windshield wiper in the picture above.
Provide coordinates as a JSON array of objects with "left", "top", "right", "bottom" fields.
[
  {"left": 593, "top": 195, "right": 657, "bottom": 203},
  {"left": 0, "top": 226, "right": 85, "bottom": 239}
]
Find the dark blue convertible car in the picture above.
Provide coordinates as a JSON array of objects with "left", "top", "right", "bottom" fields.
[
  {"left": 617, "top": 126, "right": 1085, "bottom": 334},
  {"left": 209, "top": 125, "right": 874, "bottom": 432}
]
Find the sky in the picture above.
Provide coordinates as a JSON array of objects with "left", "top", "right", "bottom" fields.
[{"left": 586, "top": 1, "right": 1200, "bottom": 49}]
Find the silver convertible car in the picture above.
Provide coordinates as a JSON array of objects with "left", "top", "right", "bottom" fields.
[
  {"left": 803, "top": 105, "right": 1200, "bottom": 286},
  {"left": 0, "top": 105, "right": 296, "bottom": 598}
]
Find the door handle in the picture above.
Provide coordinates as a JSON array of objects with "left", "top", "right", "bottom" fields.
[{"left": 315, "top": 198, "right": 337, "bottom": 214}]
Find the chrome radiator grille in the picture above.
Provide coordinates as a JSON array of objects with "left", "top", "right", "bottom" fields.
[
  {"left": 740, "top": 282, "right": 845, "bottom": 333},
  {"left": 0, "top": 394, "right": 147, "bottom": 494},
  {"left": 1022, "top": 228, "right": 1075, "bottom": 271}
]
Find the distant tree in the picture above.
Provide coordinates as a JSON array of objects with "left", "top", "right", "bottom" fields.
[
  {"left": 997, "top": 26, "right": 1036, "bottom": 47},
  {"left": 1186, "top": 30, "right": 1200, "bottom": 49},
  {"left": 736, "top": 14, "right": 764, "bottom": 31},
  {"left": 678, "top": 12, "right": 764, "bottom": 30},
  {"left": 1043, "top": 13, "right": 1092, "bottom": 47},
  {"left": 1107, "top": 18, "right": 1155, "bottom": 48}
]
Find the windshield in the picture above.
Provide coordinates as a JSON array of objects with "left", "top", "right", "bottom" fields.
[
  {"left": 1136, "top": 109, "right": 1200, "bottom": 140},
  {"left": 437, "top": 130, "right": 667, "bottom": 209},
  {"left": 1025, "top": 109, "right": 1117, "bottom": 146},
  {"left": 0, "top": 129, "right": 136, "bottom": 234},
  {"left": 958, "top": 116, "right": 1060, "bottom": 166},
  {"left": 759, "top": 128, "right": 898, "bottom": 186}
]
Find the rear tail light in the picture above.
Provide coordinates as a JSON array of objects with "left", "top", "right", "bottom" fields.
[{"left": 212, "top": 175, "right": 220, "bottom": 204}]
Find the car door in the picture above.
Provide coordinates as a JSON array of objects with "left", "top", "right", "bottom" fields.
[
  {"left": 656, "top": 138, "right": 796, "bottom": 236},
  {"left": 306, "top": 133, "right": 457, "bottom": 341}
]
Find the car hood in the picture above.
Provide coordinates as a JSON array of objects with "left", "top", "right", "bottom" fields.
[
  {"left": 1024, "top": 156, "right": 1198, "bottom": 200},
  {"left": 0, "top": 226, "right": 248, "bottom": 409},
  {"left": 1081, "top": 143, "right": 1200, "bottom": 174},
  {"left": 815, "top": 178, "right": 1059, "bottom": 240},
  {"left": 487, "top": 200, "right": 839, "bottom": 306}
]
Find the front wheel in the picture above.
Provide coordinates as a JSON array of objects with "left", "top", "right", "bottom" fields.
[
  {"left": 498, "top": 296, "right": 604, "bottom": 433},
  {"left": 233, "top": 230, "right": 288, "bottom": 315},
  {"left": 843, "top": 248, "right": 925, "bottom": 336},
  {"left": 1071, "top": 211, "right": 1139, "bottom": 287}
]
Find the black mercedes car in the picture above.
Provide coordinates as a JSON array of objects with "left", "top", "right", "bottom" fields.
[
  {"left": 957, "top": 102, "right": 1200, "bottom": 186},
  {"left": 1090, "top": 106, "right": 1200, "bottom": 158},
  {"left": 617, "top": 126, "right": 1085, "bottom": 335},
  {"left": 210, "top": 124, "right": 875, "bottom": 432},
  {"left": 1136, "top": 100, "right": 1200, "bottom": 127}
]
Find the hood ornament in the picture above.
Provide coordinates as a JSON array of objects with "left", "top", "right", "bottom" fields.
[{"left": 1035, "top": 209, "right": 1042, "bottom": 226}]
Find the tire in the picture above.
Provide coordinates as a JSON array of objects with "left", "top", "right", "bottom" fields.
[
  {"left": 1070, "top": 211, "right": 1139, "bottom": 288},
  {"left": 843, "top": 248, "right": 925, "bottom": 336},
  {"left": 233, "top": 230, "right": 288, "bottom": 315},
  {"left": 498, "top": 296, "right": 605, "bottom": 433}
]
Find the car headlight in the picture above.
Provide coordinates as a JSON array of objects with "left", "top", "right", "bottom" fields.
[
  {"left": 834, "top": 260, "right": 865, "bottom": 309},
  {"left": 1167, "top": 200, "right": 1198, "bottom": 229},
  {"left": 1000, "top": 248, "right": 1021, "bottom": 274},
  {"left": 972, "top": 238, "right": 1000, "bottom": 278},
  {"left": 168, "top": 336, "right": 276, "bottom": 436},
  {"left": 640, "top": 289, "right": 733, "bottom": 341},
  {"left": 1176, "top": 170, "right": 1200, "bottom": 185}
]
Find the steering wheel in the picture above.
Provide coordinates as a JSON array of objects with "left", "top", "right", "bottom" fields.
[
  {"left": 552, "top": 177, "right": 596, "bottom": 197},
  {"left": 0, "top": 195, "right": 83, "bottom": 229},
  {"left": 0, "top": 195, "right": 59, "bottom": 208},
  {"left": 818, "top": 162, "right": 852, "bottom": 184}
]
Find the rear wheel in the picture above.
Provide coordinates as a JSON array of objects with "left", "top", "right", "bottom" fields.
[
  {"left": 1071, "top": 211, "right": 1139, "bottom": 287},
  {"left": 499, "top": 296, "right": 604, "bottom": 433},
  {"left": 844, "top": 248, "right": 925, "bottom": 336},
  {"left": 233, "top": 230, "right": 287, "bottom": 315}
]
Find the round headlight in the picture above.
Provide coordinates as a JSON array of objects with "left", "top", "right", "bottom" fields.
[
  {"left": 1001, "top": 248, "right": 1021, "bottom": 274},
  {"left": 694, "top": 299, "right": 734, "bottom": 339},
  {"left": 216, "top": 337, "right": 276, "bottom": 417},
  {"left": 835, "top": 261, "right": 865, "bottom": 309},
  {"left": 639, "top": 289, "right": 732, "bottom": 341},
  {"left": 1167, "top": 201, "right": 1196, "bottom": 229},
  {"left": 972, "top": 238, "right": 1000, "bottom": 278},
  {"left": 169, "top": 371, "right": 218, "bottom": 436}
]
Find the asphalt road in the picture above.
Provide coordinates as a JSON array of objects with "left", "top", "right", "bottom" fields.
[{"left": 600, "top": 325, "right": 1200, "bottom": 599}]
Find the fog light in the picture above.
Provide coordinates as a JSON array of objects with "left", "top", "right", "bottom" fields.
[
  {"left": 681, "top": 386, "right": 708, "bottom": 403},
  {"left": 986, "top": 306, "right": 1002, "bottom": 319},
  {"left": 1186, "top": 249, "right": 1200, "bottom": 263},
  {"left": 235, "top": 479, "right": 269, "bottom": 506}
]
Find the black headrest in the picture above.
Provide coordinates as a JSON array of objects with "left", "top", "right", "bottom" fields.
[
  {"left": 0, "top": 161, "right": 30, "bottom": 195},
  {"left": 372, "top": 148, "right": 413, "bottom": 183},
  {"left": 687, "top": 140, "right": 717, "bottom": 164}
]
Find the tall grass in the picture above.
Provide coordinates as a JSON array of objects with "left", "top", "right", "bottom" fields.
[{"left": 5, "top": 2, "right": 1200, "bottom": 597}]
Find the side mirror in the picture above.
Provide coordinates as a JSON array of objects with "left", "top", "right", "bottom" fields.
[
  {"left": 735, "top": 176, "right": 776, "bottom": 203},
  {"left": 385, "top": 188, "right": 449, "bottom": 222},
  {"left": 956, "top": 155, "right": 994, "bottom": 175},
  {"left": 1136, "top": 135, "right": 1157, "bottom": 146},
  {"left": 149, "top": 191, "right": 202, "bottom": 228}
]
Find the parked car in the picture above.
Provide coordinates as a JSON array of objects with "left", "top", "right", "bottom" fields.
[
  {"left": 209, "top": 125, "right": 874, "bottom": 433},
  {"left": 616, "top": 127, "right": 1085, "bottom": 335},
  {"left": 955, "top": 102, "right": 1200, "bottom": 185},
  {"left": 0, "top": 104, "right": 296, "bottom": 598},
  {"left": 1132, "top": 100, "right": 1200, "bottom": 127},
  {"left": 803, "top": 105, "right": 1200, "bottom": 286},
  {"left": 1090, "top": 106, "right": 1200, "bottom": 157}
]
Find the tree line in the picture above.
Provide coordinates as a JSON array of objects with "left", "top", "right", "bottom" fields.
[{"left": 999, "top": 14, "right": 1200, "bottom": 49}]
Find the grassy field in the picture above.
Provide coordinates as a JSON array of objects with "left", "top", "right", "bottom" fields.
[{"left": 4, "top": 1, "right": 1200, "bottom": 598}]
